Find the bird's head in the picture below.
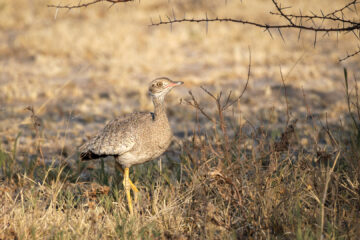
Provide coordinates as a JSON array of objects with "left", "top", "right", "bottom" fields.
[{"left": 149, "top": 77, "right": 183, "bottom": 99}]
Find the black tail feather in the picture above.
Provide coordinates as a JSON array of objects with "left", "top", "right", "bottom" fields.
[{"left": 80, "top": 151, "right": 107, "bottom": 161}]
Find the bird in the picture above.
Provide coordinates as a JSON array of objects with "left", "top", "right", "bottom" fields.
[{"left": 79, "top": 77, "right": 183, "bottom": 214}]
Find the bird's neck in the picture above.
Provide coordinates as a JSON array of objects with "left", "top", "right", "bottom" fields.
[{"left": 152, "top": 96, "right": 167, "bottom": 121}]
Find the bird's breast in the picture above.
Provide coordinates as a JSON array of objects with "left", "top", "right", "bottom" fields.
[{"left": 116, "top": 119, "right": 173, "bottom": 168}]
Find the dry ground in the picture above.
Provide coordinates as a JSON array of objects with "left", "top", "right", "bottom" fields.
[{"left": 1, "top": 0, "right": 360, "bottom": 239}]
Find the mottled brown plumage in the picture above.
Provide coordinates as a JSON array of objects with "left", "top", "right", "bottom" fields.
[
  {"left": 80, "top": 77, "right": 183, "bottom": 167},
  {"left": 79, "top": 77, "right": 183, "bottom": 214}
]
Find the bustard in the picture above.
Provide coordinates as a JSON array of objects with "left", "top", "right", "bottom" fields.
[{"left": 80, "top": 77, "right": 183, "bottom": 214}]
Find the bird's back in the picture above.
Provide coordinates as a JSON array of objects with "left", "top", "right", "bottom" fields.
[
  {"left": 80, "top": 111, "right": 172, "bottom": 167},
  {"left": 80, "top": 112, "right": 154, "bottom": 160}
]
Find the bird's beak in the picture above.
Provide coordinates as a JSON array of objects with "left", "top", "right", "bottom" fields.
[{"left": 167, "top": 81, "right": 184, "bottom": 88}]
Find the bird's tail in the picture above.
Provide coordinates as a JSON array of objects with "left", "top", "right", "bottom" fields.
[
  {"left": 80, "top": 150, "right": 104, "bottom": 161},
  {"left": 79, "top": 141, "right": 105, "bottom": 161}
]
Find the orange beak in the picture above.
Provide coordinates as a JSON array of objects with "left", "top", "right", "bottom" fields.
[{"left": 167, "top": 81, "right": 184, "bottom": 88}]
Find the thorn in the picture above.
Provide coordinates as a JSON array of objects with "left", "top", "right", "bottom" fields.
[
  {"left": 54, "top": 7, "right": 59, "bottom": 20},
  {"left": 278, "top": 28, "right": 285, "bottom": 43},
  {"left": 166, "top": 15, "right": 172, "bottom": 31},
  {"left": 267, "top": 28, "right": 274, "bottom": 39},
  {"left": 172, "top": 8, "right": 176, "bottom": 20},
  {"left": 352, "top": 30, "right": 360, "bottom": 40},
  {"left": 310, "top": 17, "right": 317, "bottom": 27},
  {"left": 206, "top": 12, "right": 208, "bottom": 35},
  {"left": 336, "top": 24, "right": 339, "bottom": 46},
  {"left": 321, "top": 31, "right": 330, "bottom": 39},
  {"left": 354, "top": 3, "right": 358, "bottom": 14}
]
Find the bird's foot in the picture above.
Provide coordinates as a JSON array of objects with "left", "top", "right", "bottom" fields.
[{"left": 129, "top": 181, "right": 139, "bottom": 203}]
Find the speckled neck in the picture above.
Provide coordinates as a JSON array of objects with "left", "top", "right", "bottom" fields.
[{"left": 152, "top": 96, "right": 167, "bottom": 121}]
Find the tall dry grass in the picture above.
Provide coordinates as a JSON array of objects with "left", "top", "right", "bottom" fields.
[
  {"left": 1, "top": 69, "right": 360, "bottom": 239},
  {"left": 1, "top": 0, "right": 360, "bottom": 239}
]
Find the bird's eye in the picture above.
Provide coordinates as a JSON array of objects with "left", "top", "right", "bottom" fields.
[{"left": 156, "top": 82, "right": 163, "bottom": 87}]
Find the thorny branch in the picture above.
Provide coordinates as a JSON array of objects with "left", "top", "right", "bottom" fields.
[
  {"left": 150, "top": 16, "right": 360, "bottom": 32},
  {"left": 48, "top": 0, "right": 360, "bottom": 60},
  {"left": 150, "top": 1, "right": 360, "bottom": 33},
  {"left": 48, "top": 0, "right": 133, "bottom": 9},
  {"left": 149, "top": 0, "right": 360, "bottom": 60}
]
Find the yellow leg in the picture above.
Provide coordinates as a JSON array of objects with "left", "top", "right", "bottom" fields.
[
  {"left": 123, "top": 167, "right": 133, "bottom": 214},
  {"left": 115, "top": 162, "right": 139, "bottom": 202}
]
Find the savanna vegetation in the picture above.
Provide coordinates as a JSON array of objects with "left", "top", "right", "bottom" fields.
[{"left": 1, "top": 0, "right": 360, "bottom": 239}]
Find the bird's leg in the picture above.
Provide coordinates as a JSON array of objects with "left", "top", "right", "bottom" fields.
[
  {"left": 123, "top": 167, "right": 134, "bottom": 214},
  {"left": 115, "top": 162, "right": 139, "bottom": 202}
]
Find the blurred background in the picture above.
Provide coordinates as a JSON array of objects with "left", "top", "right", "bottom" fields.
[
  {"left": 3, "top": 1, "right": 360, "bottom": 238},
  {"left": 0, "top": 0, "right": 358, "bottom": 162}
]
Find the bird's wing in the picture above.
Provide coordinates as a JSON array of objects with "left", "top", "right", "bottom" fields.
[{"left": 80, "top": 112, "right": 151, "bottom": 160}]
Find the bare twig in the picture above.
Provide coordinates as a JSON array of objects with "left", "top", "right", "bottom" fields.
[
  {"left": 326, "top": 0, "right": 358, "bottom": 17},
  {"left": 271, "top": 0, "right": 295, "bottom": 26},
  {"left": 149, "top": 0, "right": 360, "bottom": 60},
  {"left": 279, "top": 66, "right": 290, "bottom": 126},
  {"left": 344, "top": 68, "right": 360, "bottom": 133},
  {"left": 223, "top": 47, "right": 251, "bottom": 110},
  {"left": 150, "top": 16, "right": 360, "bottom": 33},
  {"left": 270, "top": 12, "right": 358, "bottom": 25},
  {"left": 185, "top": 91, "right": 215, "bottom": 124},
  {"left": 25, "top": 106, "right": 45, "bottom": 170},
  {"left": 48, "top": 0, "right": 133, "bottom": 9},
  {"left": 340, "top": 47, "right": 360, "bottom": 61}
]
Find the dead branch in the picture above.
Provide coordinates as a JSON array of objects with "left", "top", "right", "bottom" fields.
[
  {"left": 48, "top": 0, "right": 133, "bottom": 9},
  {"left": 185, "top": 91, "right": 216, "bottom": 124},
  {"left": 149, "top": 0, "right": 360, "bottom": 60},
  {"left": 48, "top": 0, "right": 360, "bottom": 60},
  {"left": 223, "top": 47, "right": 251, "bottom": 111},
  {"left": 279, "top": 66, "right": 290, "bottom": 126},
  {"left": 150, "top": 11, "right": 359, "bottom": 33},
  {"left": 340, "top": 47, "right": 360, "bottom": 61}
]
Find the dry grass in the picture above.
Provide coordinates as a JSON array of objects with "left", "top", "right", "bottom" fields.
[
  {"left": 1, "top": 84, "right": 360, "bottom": 239},
  {"left": 1, "top": 0, "right": 360, "bottom": 239}
]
